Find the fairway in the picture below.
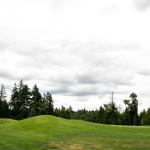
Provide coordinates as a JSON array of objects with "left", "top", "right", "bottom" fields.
[
  {"left": 0, "top": 116, "right": 150, "bottom": 150},
  {"left": 0, "top": 119, "right": 17, "bottom": 125}
]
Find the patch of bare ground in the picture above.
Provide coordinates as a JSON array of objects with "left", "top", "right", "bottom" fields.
[
  {"left": 48, "top": 142, "right": 83, "bottom": 150},
  {"left": 122, "top": 142, "right": 150, "bottom": 149},
  {"left": 48, "top": 140, "right": 109, "bottom": 150}
]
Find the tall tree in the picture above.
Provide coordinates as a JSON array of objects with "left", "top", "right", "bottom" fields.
[
  {"left": 21, "top": 84, "right": 31, "bottom": 109},
  {"left": 43, "top": 92, "right": 54, "bottom": 115},
  {"left": 10, "top": 83, "right": 20, "bottom": 119},
  {"left": 31, "top": 84, "right": 42, "bottom": 105},
  {"left": 123, "top": 93, "right": 138, "bottom": 125}
]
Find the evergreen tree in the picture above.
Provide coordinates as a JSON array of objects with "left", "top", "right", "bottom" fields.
[
  {"left": 10, "top": 83, "right": 20, "bottom": 119},
  {"left": 43, "top": 92, "right": 54, "bottom": 115},
  {"left": 98, "top": 106, "right": 106, "bottom": 124},
  {"left": 30, "top": 102, "right": 47, "bottom": 116},
  {"left": 91, "top": 110, "right": 98, "bottom": 122},
  {"left": 10, "top": 80, "right": 31, "bottom": 119},
  {"left": 31, "top": 84, "right": 42, "bottom": 105},
  {"left": 21, "top": 84, "right": 31, "bottom": 109},
  {"left": 142, "top": 108, "right": 150, "bottom": 125},
  {"left": 18, "top": 79, "right": 24, "bottom": 104},
  {"left": 53, "top": 108, "right": 59, "bottom": 117},
  {"left": 123, "top": 107, "right": 131, "bottom": 125}
]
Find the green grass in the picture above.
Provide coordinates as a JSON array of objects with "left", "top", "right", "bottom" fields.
[
  {"left": 0, "top": 118, "right": 17, "bottom": 124},
  {"left": 0, "top": 116, "right": 150, "bottom": 150}
]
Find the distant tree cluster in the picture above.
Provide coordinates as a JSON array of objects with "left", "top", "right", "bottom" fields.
[
  {"left": 0, "top": 80, "right": 71, "bottom": 120},
  {"left": 72, "top": 93, "right": 142, "bottom": 126},
  {"left": 1, "top": 81, "right": 150, "bottom": 126},
  {"left": 53, "top": 106, "right": 72, "bottom": 119}
]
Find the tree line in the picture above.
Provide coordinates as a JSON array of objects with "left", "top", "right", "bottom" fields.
[
  {"left": 71, "top": 93, "right": 149, "bottom": 126},
  {"left": 0, "top": 80, "right": 150, "bottom": 125},
  {"left": 0, "top": 80, "right": 71, "bottom": 120}
]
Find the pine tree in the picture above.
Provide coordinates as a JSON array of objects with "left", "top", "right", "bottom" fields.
[
  {"left": 21, "top": 84, "right": 31, "bottom": 109},
  {"left": 31, "top": 84, "right": 42, "bottom": 105},
  {"left": 43, "top": 92, "right": 54, "bottom": 115},
  {"left": 98, "top": 106, "right": 106, "bottom": 124},
  {"left": 10, "top": 83, "right": 20, "bottom": 119}
]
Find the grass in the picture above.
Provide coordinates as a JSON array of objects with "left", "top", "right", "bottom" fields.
[
  {"left": 0, "top": 118, "right": 17, "bottom": 124},
  {"left": 0, "top": 116, "right": 150, "bottom": 150}
]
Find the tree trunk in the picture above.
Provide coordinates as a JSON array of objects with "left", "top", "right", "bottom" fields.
[{"left": 134, "top": 116, "right": 135, "bottom": 126}]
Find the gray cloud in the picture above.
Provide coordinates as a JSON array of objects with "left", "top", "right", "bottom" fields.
[
  {"left": 133, "top": 0, "right": 150, "bottom": 10},
  {"left": 137, "top": 70, "right": 150, "bottom": 76}
]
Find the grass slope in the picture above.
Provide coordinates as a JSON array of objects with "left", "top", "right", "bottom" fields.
[
  {"left": 0, "top": 115, "right": 150, "bottom": 150},
  {"left": 0, "top": 118, "right": 17, "bottom": 124}
]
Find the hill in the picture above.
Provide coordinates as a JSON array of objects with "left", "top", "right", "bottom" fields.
[
  {"left": 0, "top": 118, "right": 17, "bottom": 124},
  {"left": 0, "top": 115, "right": 150, "bottom": 149}
]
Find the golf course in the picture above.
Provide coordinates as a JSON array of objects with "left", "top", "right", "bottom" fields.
[{"left": 0, "top": 116, "right": 150, "bottom": 150}]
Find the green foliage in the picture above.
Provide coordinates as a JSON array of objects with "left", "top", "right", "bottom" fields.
[
  {"left": 53, "top": 108, "right": 59, "bottom": 117},
  {"left": 0, "top": 81, "right": 143, "bottom": 127},
  {"left": 21, "top": 108, "right": 29, "bottom": 119},
  {"left": 59, "top": 106, "right": 72, "bottom": 119},
  {"left": 30, "top": 102, "right": 47, "bottom": 116},
  {"left": 8, "top": 80, "right": 54, "bottom": 120},
  {"left": 104, "top": 101, "right": 118, "bottom": 125},
  {"left": 43, "top": 92, "right": 54, "bottom": 115},
  {"left": 60, "top": 106, "right": 66, "bottom": 118},
  {"left": 141, "top": 108, "right": 150, "bottom": 125},
  {"left": 31, "top": 84, "right": 42, "bottom": 104},
  {"left": 65, "top": 109, "right": 71, "bottom": 119},
  {"left": 98, "top": 106, "right": 106, "bottom": 124},
  {"left": 123, "top": 93, "right": 138, "bottom": 125}
]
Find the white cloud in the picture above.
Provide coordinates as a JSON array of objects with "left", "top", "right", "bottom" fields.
[{"left": 0, "top": 0, "right": 150, "bottom": 112}]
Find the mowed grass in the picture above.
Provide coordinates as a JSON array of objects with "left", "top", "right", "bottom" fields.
[
  {"left": 0, "top": 118, "right": 17, "bottom": 124},
  {"left": 0, "top": 116, "right": 150, "bottom": 150}
]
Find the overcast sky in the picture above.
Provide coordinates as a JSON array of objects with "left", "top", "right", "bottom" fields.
[{"left": 0, "top": 0, "right": 150, "bottom": 112}]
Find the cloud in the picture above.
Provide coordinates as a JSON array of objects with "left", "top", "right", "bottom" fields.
[
  {"left": 133, "top": 0, "right": 150, "bottom": 10},
  {"left": 0, "top": 0, "right": 150, "bottom": 112}
]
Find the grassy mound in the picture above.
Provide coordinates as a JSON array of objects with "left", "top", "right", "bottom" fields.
[
  {"left": 0, "top": 118, "right": 17, "bottom": 124},
  {"left": 0, "top": 115, "right": 150, "bottom": 149}
]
